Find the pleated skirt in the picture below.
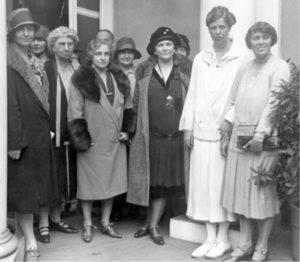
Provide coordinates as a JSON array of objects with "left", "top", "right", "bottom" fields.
[
  {"left": 186, "top": 139, "right": 236, "bottom": 223},
  {"left": 221, "top": 149, "right": 280, "bottom": 219}
]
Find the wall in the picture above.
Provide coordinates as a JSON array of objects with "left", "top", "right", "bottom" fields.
[
  {"left": 113, "top": 0, "right": 200, "bottom": 60},
  {"left": 281, "top": 0, "right": 300, "bottom": 64}
]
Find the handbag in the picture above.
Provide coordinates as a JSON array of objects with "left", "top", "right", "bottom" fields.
[{"left": 236, "top": 125, "right": 279, "bottom": 151}]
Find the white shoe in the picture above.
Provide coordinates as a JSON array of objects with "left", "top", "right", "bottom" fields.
[
  {"left": 205, "top": 241, "right": 232, "bottom": 259},
  {"left": 191, "top": 241, "right": 214, "bottom": 258}
]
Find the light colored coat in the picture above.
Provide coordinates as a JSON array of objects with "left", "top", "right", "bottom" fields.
[
  {"left": 69, "top": 65, "right": 132, "bottom": 200},
  {"left": 127, "top": 55, "right": 192, "bottom": 206}
]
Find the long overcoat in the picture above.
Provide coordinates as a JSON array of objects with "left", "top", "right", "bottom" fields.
[
  {"left": 127, "top": 54, "right": 192, "bottom": 206},
  {"left": 69, "top": 64, "right": 134, "bottom": 200},
  {"left": 7, "top": 44, "right": 58, "bottom": 214}
]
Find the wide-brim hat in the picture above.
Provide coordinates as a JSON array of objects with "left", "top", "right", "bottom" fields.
[
  {"left": 114, "top": 37, "right": 141, "bottom": 59},
  {"left": 7, "top": 8, "right": 40, "bottom": 36},
  {"left": 146, "top": 26, "right": 180, "bottom": 55}
]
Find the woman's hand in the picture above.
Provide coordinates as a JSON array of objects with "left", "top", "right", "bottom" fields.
[
  {"left": 118, "top": 132, "right": 129, "bottom": 142},
  {"left": 219, "top": 120, "right": 233, "bottom": 137},
  {"left": 220, "top": 133, "right": 230, "bottom": 157},
  {"left": 8, "top": 150, "right": 21, "bottom": 160},
  {"left": 184, "top": 131, "right": 194, "bottom": 148},
  {"left": 243, "top": 139, "right": 263, "bottom": 152}
]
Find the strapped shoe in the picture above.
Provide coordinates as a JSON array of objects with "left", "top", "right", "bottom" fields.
[
  {"left": 252, "top": 249, "right": 268, "bottom": 261},
  {"left": 82, "top": 225, "right": 94, "bottom": 243},
  {"left": 205, "top": 241, "right": 232, "bottom": 259},
  {"left": 225, "top": 246, "right": 254, "bottom": 261},
  {"left": 100, "top": 223, "right": 123, "bottom": 238},
  {"left": 149, "top": 227, "right": 165, "bottom": 245},
  {"left": 37, "top": 226, "right": 50, "bottom": 243},
  {"left": 134, "top": 224, "right": 150, "bottom": 238},
  {"left": 24, "top": 249, "right": 40, "bottom": 262},
  {"left": 191, "top": 241, "right": 214, "bottom": 258},
  {"left": 50, "top": 220, "right": 78, "bottom": 234}
]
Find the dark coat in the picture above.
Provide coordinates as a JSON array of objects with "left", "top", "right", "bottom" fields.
[
  {"left": 45, "top": 58, "right": 79, "bottom": 200},
  {"left": 7, "top": 44, "right": 58, "bottom": 213},
  {"left": 127, "top": 54, "right": 192, "bottom": 206}
]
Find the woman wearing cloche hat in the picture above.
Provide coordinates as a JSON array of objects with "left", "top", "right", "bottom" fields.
[
  {"left": 127, "top": 26, "right": 192, "bottom": 245},
  {"left": 7, "top": 8, "right": 59, "bottom": 261}
]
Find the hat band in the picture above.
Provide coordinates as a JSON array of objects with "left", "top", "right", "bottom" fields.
[{"left": 117, "top": 43, "right": 136, "bottom": 51}]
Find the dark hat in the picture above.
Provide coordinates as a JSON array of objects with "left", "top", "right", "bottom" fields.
[
  {"left": 35, "top": 25, "right": 50, "bottom": 40},
  {"left": 176, "top": 34, "right": 190, "bottom": 53},
  {"left": 146, "top": 26, "right": 180, "bottom": 55},
  {"left": 115, "top": 37, "right": 141, "bottom": 59},
  {"left": 7, "top": 8, "right": 40, "bottom": 36}
]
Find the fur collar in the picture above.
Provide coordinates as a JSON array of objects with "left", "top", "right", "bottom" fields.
[
  {"left": 135, "top": 54, "right": 192, "bottom": 81},
  {"left": 71, "top": 64, "right": 131, "bottom": 102},
  {"left": 7, "top": 44, "right": 49, "bottom": 114}
]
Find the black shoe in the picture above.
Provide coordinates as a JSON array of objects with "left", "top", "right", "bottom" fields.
[
  {"left": 37, "top": 227, "right": 50, "bottom": 243},
  {"left": 50, "top": 220, "right": 78, "bottom": 233},
  {"left": 149, "top": 227, "right": 165, "bottom": 245},
  {"left": 100, "top": 223, "right": 122, "bottom": 238},
  {"left": 134, "top": 224, "right": 149, "bottom": 238}
]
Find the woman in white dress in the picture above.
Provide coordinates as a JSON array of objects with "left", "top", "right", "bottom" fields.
[{"left": 179, "top": 6, "right": 248, "bottom": 259}]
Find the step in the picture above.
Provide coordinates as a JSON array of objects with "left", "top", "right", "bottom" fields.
[{"left": 170, "top": 215, "right": 240, "bottom": 247}]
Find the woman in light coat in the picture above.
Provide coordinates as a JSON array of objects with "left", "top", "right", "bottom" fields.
[
  {"left": 179, "top": 6, "right": 249, "bottom": 259},
  {"left": 68, "top": 39, "right": 134, "bottom": 243},
  {"left": 220, "top": 22, "right": 290, "bottom": 262}
]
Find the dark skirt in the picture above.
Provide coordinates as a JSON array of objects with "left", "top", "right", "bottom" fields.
[{"left": 149, "top": 134, "right": 185, "bottom": 198}]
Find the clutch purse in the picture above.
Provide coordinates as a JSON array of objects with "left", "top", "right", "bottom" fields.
[{"left": 237, "top": 125, "right": 279, "bottom": 151}]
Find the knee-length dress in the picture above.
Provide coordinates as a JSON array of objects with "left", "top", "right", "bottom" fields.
[
  {"left": 179, "top": 42, "right": 247, "bottom": 222},
  {"left": 221, "top": 55, "right": 290, "bottom": 219},
  {"left": 69, "top": 67, "right": 131, "bottom": 200},
  {"left": 148, "top": 67, "right": 185, "bottom": 198}
]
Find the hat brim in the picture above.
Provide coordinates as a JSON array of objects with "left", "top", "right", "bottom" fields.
[
  {"left": 146, "top": 35, "right": 179, "bottom": 55},
  {"left": 7, "top": 21, "right": 40, "bottom": 36},
  {"left": 114, "top": 48, "right": 142, "bottom": 59}
]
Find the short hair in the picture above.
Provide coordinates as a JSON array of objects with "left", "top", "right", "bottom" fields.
[
  {"left": 206, "top": 6, "right": 236, "bottom": 28},
  {"left": 47, "top": 26, "right": 79, "bottom": 55},
  {"left": 84, "top": 38, "right": 113, "bottom": 66},
  {"left": 96, "top": 29, "right": 115, "bottom": 42},
  {"left": 245, "top": 22, "right": 277, "bottom": 48}
]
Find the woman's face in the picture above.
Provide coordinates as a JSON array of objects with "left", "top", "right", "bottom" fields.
[
  {"left": 117, "top": 50, "right": 135, "bottom": 67},
  {"left": 53, "top": 36, "right": 74, "bottom": 61},
  {"left": 208, "top": 17, "right": 230, "bottom": 44},
  {"left": 176, "top": 47, "right": 188, "bottom": 57},
  {"left": 30, "top": 38, "right": 47, "bottom": 55},
  {"left": 249, "top": 32, "right": 272, "bottom": 60},
  {"left": 154, "top": 40, "right": 175, "bottom": 61},
  {"left": 92, "top": 44, "right": 110, "bottom": 70},
  {"left": 14, "top": 24, "right": 35, "bottom": 48}
]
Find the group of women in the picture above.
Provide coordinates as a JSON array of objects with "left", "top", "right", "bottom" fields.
[{"left": 7, "top": 5, "right": 290, "bottom": 262}]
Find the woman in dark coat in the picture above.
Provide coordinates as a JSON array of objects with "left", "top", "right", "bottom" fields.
[
  {"left": 7, "top": 8, "right": 58, "bottom": 261},
  {"left": 127, "top": 27, "right": 192, "bottom": 245}
]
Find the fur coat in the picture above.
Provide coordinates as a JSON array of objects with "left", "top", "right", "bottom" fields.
[{"left": 127, "top": 54, "right": 192, "bottom": 206}]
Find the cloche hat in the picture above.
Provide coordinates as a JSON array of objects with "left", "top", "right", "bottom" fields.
[
  {"left": 115, "top": 37, "right": 141, "bottom": 59},
  {"left": 35, "top": 25, "right": 50, "bottom": 40},
  {"left": 7, "top": 8, "right": 40, "bottom": 36},
  {"left": 146, "top": 26, "right": 179, "bottom": 55},
  {"left": 176, "top": 34, "right": 190, "bottom": 54}
]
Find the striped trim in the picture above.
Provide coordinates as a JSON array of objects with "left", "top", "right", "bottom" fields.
[{"left": 77, "top": 7, "right": 99, "bottom": 19}]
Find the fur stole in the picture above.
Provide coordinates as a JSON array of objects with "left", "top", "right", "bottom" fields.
[
  {"left": 135, "top": 54, "right": 192, "bottom": 82},
  {"left": 71, "top": 63, "right": 131, "bottom": 103},
  {"left": 7, "top": 44, "right": 50, "bottom": 114}
]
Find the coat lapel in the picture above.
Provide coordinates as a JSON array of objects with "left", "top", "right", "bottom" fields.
[{"left": 7, "top": 44, "right": 50, "bottom": 115}]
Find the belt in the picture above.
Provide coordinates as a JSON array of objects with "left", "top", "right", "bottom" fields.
[{"left": 150, "top": 132, "right": 182, "bottom": 139}]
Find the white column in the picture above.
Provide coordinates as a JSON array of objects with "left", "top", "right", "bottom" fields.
[
  {"left": 68, "top": 0, "right": 78, "bottom": 31},
  {"left": 0, "top": 1, "right": 18, "bottom": 261},
  {"left": 99, "top": 0, "right": 114, "bottom": 31}
]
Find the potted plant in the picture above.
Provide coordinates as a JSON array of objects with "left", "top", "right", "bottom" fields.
[{"left": 250, "top": 62, "right": 299, "bottom": 261}]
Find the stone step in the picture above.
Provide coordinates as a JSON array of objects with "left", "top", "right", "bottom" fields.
[{"left": 169, "top": 215, "right": 240, "bottom": 247}]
